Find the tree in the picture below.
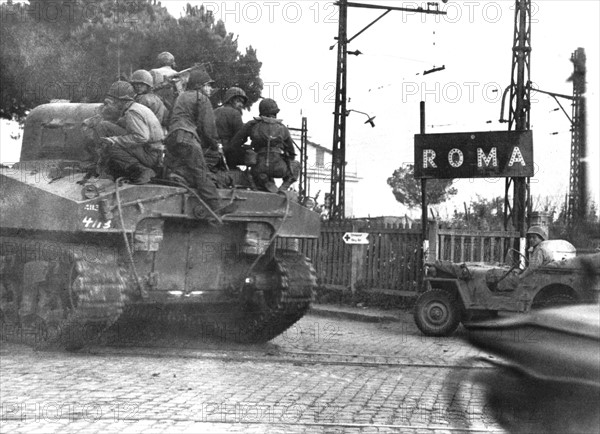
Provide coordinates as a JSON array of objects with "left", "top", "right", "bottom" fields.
[
  {"left": 0, "top": 0, "right": 263, "bottom": 119},
  {"left": 387, "top": 164, "right": 457, "bottom": 209},
  {"left": 448, "top": 195, "right": 504, "bottom": 230}
]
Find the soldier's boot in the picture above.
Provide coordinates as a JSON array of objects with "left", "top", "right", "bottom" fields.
[
  {"left": 129, "top": 166, "right": 156, "bottom": 185},
  {"left": 245, "top": 169, "right": 257, "bottom": 190},
  {"left": 279, "top": 178, "right": 294, "bottom": 192},
  {"left": 264, "top": 181, "right": 278, "bottom": 193},
  {"left": 280, "top": 160, "right": 299, "bottom": 192},
  {"left": 257, "top": 173, "right": 278, "bottom": 193}
]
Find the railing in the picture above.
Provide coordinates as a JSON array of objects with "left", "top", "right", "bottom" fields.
[{"left": 431, "top": 226, "right": 520, "bottom": 263}]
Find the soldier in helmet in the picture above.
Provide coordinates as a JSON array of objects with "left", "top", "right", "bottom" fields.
[
  {"left": 519, "top": 225, "right": 553, "bottom": 279},
  {"left": 228, "top": 98, "right": 300, "bottom": 193},
  {"left": 497, "top": 225, "right": 554, "bottom": 291},
  {"left": 214, "top": 86, "right": 248, "bottom": 167},
  {"left": 150, "top": 51, "right": 180, "bottom": 113},
  {"left": 93, "top": 81, "right": 165, "bottom": 184},
  {"left": 165, "top": 67, "right": 233, "bottom": 216},
  {"left": 130, "top": 69, "right": 169, "bottom": 129}
]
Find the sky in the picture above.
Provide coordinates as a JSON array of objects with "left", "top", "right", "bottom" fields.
[
  {"left": 1, "top": 0, "right": 598, "bottom": 219},
  {"left": 162, "top": 0, "right": 600, "bottom": 219}
]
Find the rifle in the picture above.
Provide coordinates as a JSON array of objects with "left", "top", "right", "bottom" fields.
[{"left": 151, "top": 63, "right": 209, "bottom": 92}]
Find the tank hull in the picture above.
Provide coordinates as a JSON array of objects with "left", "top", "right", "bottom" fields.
[{"left": 0, "top": 103, "right": 321, "bottom": 349}]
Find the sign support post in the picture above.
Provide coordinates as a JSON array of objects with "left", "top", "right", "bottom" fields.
[{"left": 420, "top": 102, "right": 429, "bottom": 275}]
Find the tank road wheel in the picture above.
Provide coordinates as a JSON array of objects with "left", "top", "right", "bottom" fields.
[
  {"left": 0, "top": 240, "right": 126, "bottom": 351},
  {"left": 42, "top": 254, "right": 126, "bottom": 350},
  {"left": 236, "top": 250, "right": 317, "bottom": 343},
  {"left": 414, "top": 289, "right": 462, "bottom": 337}
]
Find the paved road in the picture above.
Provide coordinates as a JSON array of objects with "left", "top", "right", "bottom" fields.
[{"left": 0, "top": 310, "right": 507, "bottom": 433}]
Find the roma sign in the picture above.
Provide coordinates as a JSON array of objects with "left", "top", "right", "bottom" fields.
[{"left": 414, "top": 130, "right": 533, "bottom": 179}]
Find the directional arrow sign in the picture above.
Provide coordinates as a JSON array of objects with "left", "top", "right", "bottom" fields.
[{"left": 342, "top": 232, "right": 369, "bottom": 245}]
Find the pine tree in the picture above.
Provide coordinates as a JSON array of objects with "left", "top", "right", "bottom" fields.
[
  {"left": 0, "top": 0, "right": 263, "bottom": 119},
  {"left": 387, "top": 164, "right": 457, "bottom": 209}
]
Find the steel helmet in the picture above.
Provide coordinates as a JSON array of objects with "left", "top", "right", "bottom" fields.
[
  {"left": 157, "top": 51, "right": 175, "bottom": 67},
  {"left": 224, "top": 87, "right": 248, "bottom": 105},
  {"left": 187, "top": 68, "right": 215, "bottom": 90},
  {"left": 259, "top": 98, "right": 280, "bottom": 116},
  {"left": 526, "top": 225, "right": 547, "bottom": 241},
  {"left": 107, "top": 81, "right": 135, "bottom": 100},
  {"left": 130, "top": 70, "right": 154, "bottom": 87}
]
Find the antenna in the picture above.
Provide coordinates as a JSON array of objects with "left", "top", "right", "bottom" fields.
[{"left": 116, "top": 1, "right": 121, "bottom": 79}]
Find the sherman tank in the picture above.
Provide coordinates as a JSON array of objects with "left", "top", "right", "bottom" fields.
[{"left": 0, "top": 103, "right": 320, "bottom": 349}]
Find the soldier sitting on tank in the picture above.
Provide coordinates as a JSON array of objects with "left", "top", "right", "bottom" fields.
[
  {"left": 165, "top": 68, "right": 235, "bottom": 216},
  {"left": 150, "top": 51, "right": 181, "bottom": 115},
  {"left": 130, "top": 69, "right": 169, "bottom": 130},
  {"left": 91, "top": 81, "right": 165, "bottom": 184},
  {"left": 81, "top": 98, "right": 122, "bottom": 177},
  {"left": 214, "top": 86, "right": 248, "bottom": 167},
  {"left": 228, "top": 98, "right": 300, "bottom": 193}
]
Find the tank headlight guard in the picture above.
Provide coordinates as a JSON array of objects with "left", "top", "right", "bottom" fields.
[{"left": 82, "top": 184, "right": 99, "bottom": 199}]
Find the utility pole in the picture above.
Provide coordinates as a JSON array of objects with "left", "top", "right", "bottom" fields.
[
  {"left": 502, "top": 0, "right": 531, "bottom": 238},
  {"left": 288, "top": 117, "right": 309, "bottom": 200},
  {"left": 567, "top": 47, "right": 587, "bottom": 226},
  {"left": 330, "top": 0, "right": 348, "bottom": 221},
  {"left": 329, "top": 1, "right": 446, "bottom": 220},
  {"left": 521, "top": 47, "right": 586, "bottom": 230}
]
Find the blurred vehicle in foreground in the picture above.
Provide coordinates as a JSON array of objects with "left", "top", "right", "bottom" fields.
[{"left": 464, "top": 304, "right": 600, "bottom": 433}]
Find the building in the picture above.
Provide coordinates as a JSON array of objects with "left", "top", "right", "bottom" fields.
[{"left": 290, "top": 131, "right": 360, "bottom": 217}]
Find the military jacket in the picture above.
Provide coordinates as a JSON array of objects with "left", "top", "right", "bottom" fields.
[
  {"left": 214, "top": 104, "right": 244, "bottom": 146},
  {"left": 168, "top": 90, "right": 219, "bottom": 150},
  {"left": 135, "top": 93, "right": 169, "bottom": 127},
  {"left": 109, "top": 102, "right": 164, "bottom": 147},
  {"left": 229, "top": 116, "right": 295, "bottom": 158}
]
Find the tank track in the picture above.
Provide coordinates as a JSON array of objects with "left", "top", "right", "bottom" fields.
[
  {"left": 0, "top": 238, "right": 127, "bottom": 350},
  {"left": 234, "top": 249, "right": 317, "bottom": 343}
]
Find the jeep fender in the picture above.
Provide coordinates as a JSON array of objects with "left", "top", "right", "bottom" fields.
[{"left": 424, "top": 278, "right": 471, "bottom": 307}]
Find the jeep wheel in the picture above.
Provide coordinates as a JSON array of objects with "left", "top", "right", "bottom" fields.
[
  {"left": 414, "top": 289, "right": 461, "bottom": 336},
  {"left": 532, "top": 291, "right": 576, "bottom": 310}
]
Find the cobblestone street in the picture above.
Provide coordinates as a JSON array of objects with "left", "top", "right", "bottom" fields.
[{"left": 0, "top": 308, "right": 512, "bottom": 433}]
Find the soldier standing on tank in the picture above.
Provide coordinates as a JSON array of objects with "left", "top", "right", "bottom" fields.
[
  {"left": 94, "top": 81, "right": 165, "bottom": 184},
  {"left": 165, "top": 68, "right": 233, "bottom": 216},
  {"left": 214, "top": 87, "right": 248, "bottom": 167},
  {"left": 228, "top": 98, "right": 300, "bottom": 193},
  {"left": 130, "top": 69, "right": 169, "bottom": 130},
  {"left": 150, "top": 51, "right": 181, "bottom": 114}
]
